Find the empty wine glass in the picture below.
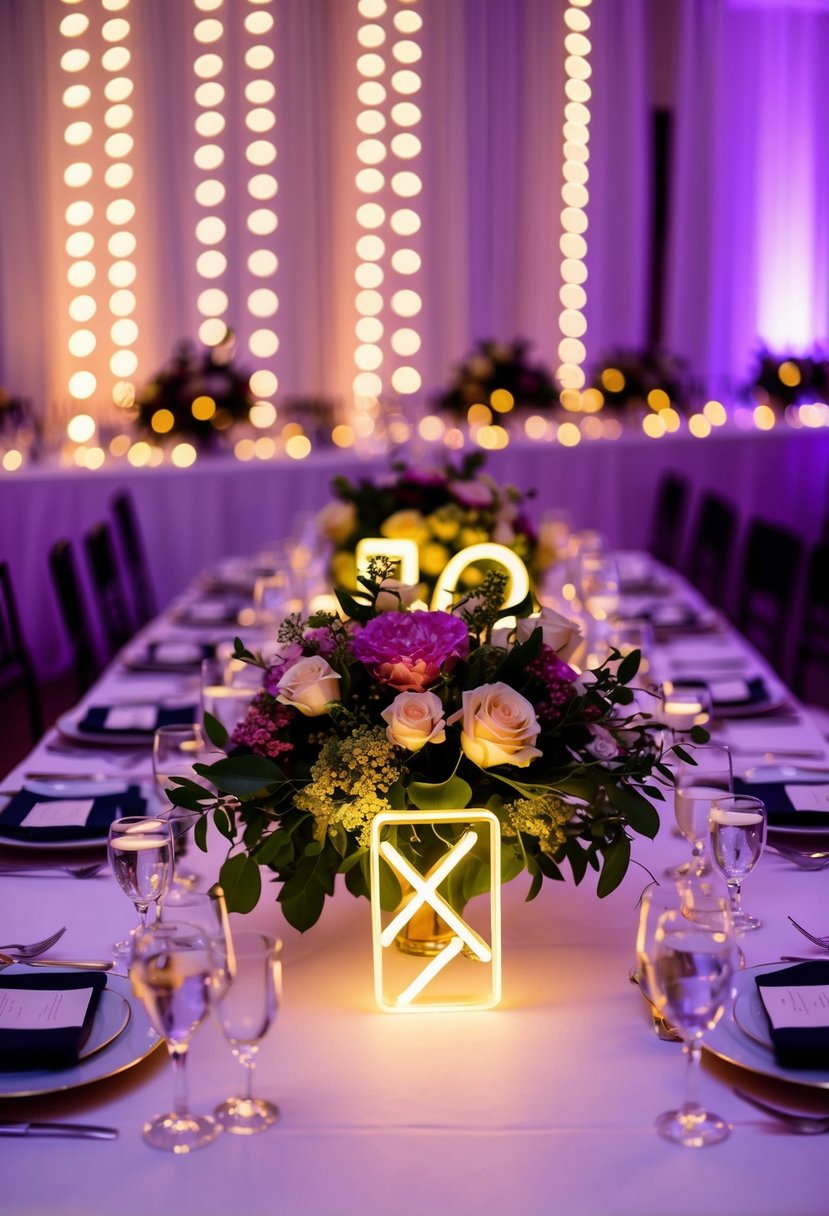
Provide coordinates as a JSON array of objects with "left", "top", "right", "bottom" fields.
[
  {"left": 577, "top": 551, "right": 621, "bottom": 622},
  {"left": 213, "top": 930, "right": 282, "bottom": 1135},
  {"left": 667, "top": 743, "right": 733, "bottom": 880},
  {"left": 130, "top": 921, "right": 226, "bottom": 1153},
  {"left": 651, "top": 902, "right": 737, "bottom": 1147},
  {"left": 201, "top": 656, "right": 260, "bottom": 739},
  {"left": 153, "top": 723, "right": 224, "bottom": 887},
  {"left": 709, "top": 794, "right": 767, "bottom": 932},
  {"left": 108, "top": 817, "right": 173, "bottom": 956}
]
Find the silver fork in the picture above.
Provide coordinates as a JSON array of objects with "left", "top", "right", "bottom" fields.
[
  {"left": 734, "top": 1088, "right": 829, "bottom": 1134},
  {"left": 788, "top": 916, "right": 829, "bottom": 949},
  {"left": 0, "top": 927, "right": 67, "bottom": 957}
]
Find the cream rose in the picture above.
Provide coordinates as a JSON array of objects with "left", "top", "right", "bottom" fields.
[
  {"left": 375, "top": 579, "right": 422, "bottom": 613},
  {"left": 276, "top": 655, "right": 342, "bottom": 717},
  {"left": 316, "top": 499, "right": 357, "bottom": 545},
  {"left": 585, "top": 724, "right": 620, "bottom": 760},
  {"left": 516, "top": 607, "right": 582, "bottom": 661},
  {"left": 381, "top": 690, "right": 446, "bottom": 751},
  {"left": 448, "top": 682, "right": 542, "bottom": 768}
]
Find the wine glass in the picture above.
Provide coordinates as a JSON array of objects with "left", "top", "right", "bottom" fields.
[
  {"left": 200, "top": 656, "right": 260, "bottom": 739},
  {"left": 709, "top": 794, "right": 767, "bottom": 932},
  {"left": 213, "top": 930, "right": 282, "bottom": 1135},
  {"left": 651, "top": 902, "right": 737, "bottom": 1147},
  {"left": 129, "top": 921, "right": 225, "bottom": 1153},
  {"left": 153, "top": 723, "right": 224, "bottom": 886},
  {"left": 577, "top": 551, "right": 621, "bottom": 622},
  {"left": 667, "top": 743, "right": 733, "bottom": 880},
  {"left": 108, "top": 817, "right": 173, "bottom": 956}
]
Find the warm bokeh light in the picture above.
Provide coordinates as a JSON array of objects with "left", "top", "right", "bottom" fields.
[
  {"left": 778, "top": 360, "right": 801, "bottom": 388},
  {"left": 558, "top": 3, "right": 591, "bottom": 400},
  {"left": 67, "top": 413, "right": 96, "bottom": 443},
  {"left": 703, "top": 399, "right": 728, "bottom": 426},
  {"left": 647, "top": 388, "right": 670, "bottom": 412},
  {"left": 753, "top": 403, "right": 776, "bottom": 430},
  {"left": 688, "top": 414, "right": 712, "bottom": 438}
]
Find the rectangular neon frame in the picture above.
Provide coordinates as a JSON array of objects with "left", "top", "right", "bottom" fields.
[
  {"left": 355, "top": 537, "right": 420, "bottom": 586},
  {"left": 370, "top": 808, "right": 502, "bottom": 1013}
]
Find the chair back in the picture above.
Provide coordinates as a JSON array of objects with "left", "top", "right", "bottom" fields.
[
  {"left": 112, "top": 489, "right": 157, "bottom": 625},
  {"left": 793, "top": 541, "right": 829, "bottom": 706},
  {"left": 49, "top": 539, "right": 99, "bottom": 696},
  {"left": 684, "top": 492, "right": 738, "bottom": 610},
  {"left": 84, "top": 521, "right": 135, "bottom": 657},
  {"left": 736, "top": 518, "right": 803, "bottom": 673},
  {"left": 648, "top": 472, "right": 689, "bottom": 567},
  {"left": 0, "top": 561, "right": 44, "bottom": 742}
]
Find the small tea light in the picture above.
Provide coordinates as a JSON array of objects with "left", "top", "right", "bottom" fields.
[{"left": 660, "top": 686, "right": 710, "bottom": 732}]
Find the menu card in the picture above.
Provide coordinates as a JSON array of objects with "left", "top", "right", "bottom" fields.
[
  {"left": 0, "top": 973, "right": 107, "bottom": 1069},
  {"left": 756, "top": 962, "right": 829, "bottom": 1068}
]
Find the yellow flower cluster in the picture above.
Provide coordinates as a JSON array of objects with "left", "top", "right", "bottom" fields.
[
  {"left": 503, "top": 794, "right": 574, "bottom": 857},
  {"left": 294, "top": 726, "right": 401, "bottom": 847}
]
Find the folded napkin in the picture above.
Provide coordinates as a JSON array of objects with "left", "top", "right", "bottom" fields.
[
  {"left": 77, "top": 703, "right": 197, "bottom": 737},
  {"left": 0, "top": 784, "right": 146, "bottom": 842},
  {"left": 673, "top": 677, "right": 768, "bottom": 708},
  {"left": 734, "top": 778, "right": 829, "bottom": 828},
  {"left": 722, "top": 719, "right": 828, "bottom": 756},
  {"left": 755, "top": 961, "right": 829, "bottom": 1069},
  {"left": 0, "top": 972, "right": 107, "bottom": 1070},
  {"left": 179, "top": 599, "right": 239, "bottom": 625},
  {"left": 147, "top": 640, "right": 214, "bottom": 667}
]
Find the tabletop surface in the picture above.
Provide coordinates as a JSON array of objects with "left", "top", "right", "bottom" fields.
[{"left": 1, "top": 553, "right": 828, "bottom": 1216}]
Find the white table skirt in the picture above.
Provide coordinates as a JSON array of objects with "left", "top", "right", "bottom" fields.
[
  {"left": 2, "top": 426, "right": 827, "bottom": 677},
  {"left": 1, "top": 562, "right": 828, "bottom": 1214}
]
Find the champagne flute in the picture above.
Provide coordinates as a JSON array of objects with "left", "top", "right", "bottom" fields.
[
  {"left": 108, "top": 817, "right": 173, "bottom": 955},
  {"left": 130, "top": 921, "right": 225, "bottom": 1153},
  {"left": 651, "top": 903, "right": 736, "bottom": 1147},
  {"left": 153, "top": 723, "right": 224, "bottom": 886},
  {"left": 709, "top": 794, "right": 767, "bottom": 932},
  {"left": 667, "top": 743, "right": 732, "bottom": 880},
  {"left": 213, "top": 930, "right": 282, "bottom": 1134}
]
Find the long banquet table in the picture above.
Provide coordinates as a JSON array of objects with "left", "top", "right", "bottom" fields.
[{"left": 2, "top": 555, "right": 829, "bottom": 1215}]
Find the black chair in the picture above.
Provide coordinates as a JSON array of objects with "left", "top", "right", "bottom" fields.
[
  {"left": 648, "top": 471, "right": 690, "bottom": 567},
  {"left": 0, "top": 561, "right": 44, "bottom": 743},
  {"left": 684, "top": 493, "right": 739, "bottom": 611},
  {"left": 84, "top": 521, "right": 135, "bottom": 658},
  {"left": 49, "top": 539, "right": 99, "bottom": 696},
  {"left": 735, "top": 519, "right": 803, "bottom": 673},
  {"left": 792, "top": 542, "right": 829, "bottom": 705},
  {"left": 112, "top": 489, "right": 157, "bottom": 626}
]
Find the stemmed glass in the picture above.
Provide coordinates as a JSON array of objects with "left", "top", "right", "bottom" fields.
[
  {"left": 200, "top": 656, "right": 260, "bottom": 739},
  {"left": 709, "top": 794, "right": 767, "bottom": 932},
  {"left": 667, "top": 743, "right": 733, "bottom": 880},
  {"left": 651, "top": 901, "right": 737, "bottom": 1147},
  {"left": 108, "top": 817, "right": 173, "bottom": 956},
  {"left": 129, "top": 921, "right": 226, "bottom": 1153},
  {"left": 153, "top": 723, "right": 224, "bottom": 886},
  {"left": 213, "top": 930, "right": 282, "bottom": 1135}
]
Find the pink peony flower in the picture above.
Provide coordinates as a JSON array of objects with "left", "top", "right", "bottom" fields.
[{"left": 351, "top": 610, "right": 469, "bottom": 691}]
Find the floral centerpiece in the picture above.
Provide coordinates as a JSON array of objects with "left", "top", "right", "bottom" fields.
[
  {"left": 318, "top": 453, "right": 558, "bottom": 599},
  {"left": 745, "top": 345, "right": 829, "bottom": 409},
  {"left": 170, "top": 563, "right": 697, "bottom": 933},
  {"left": 134, "top": 331, "right": 254, "bottom": 443},
  {"left": 434, "top": 337, "right": 558, "bottom": 420},
  {"left": 588, "top": 348, "right": 693, "bottom": 413}
]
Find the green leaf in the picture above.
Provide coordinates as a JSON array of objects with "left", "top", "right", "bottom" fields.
[
  {"left": 338, "top": 846, "right": 368, "bottom": 875},
  {"left": 672, "top": 744, "right": 695, "bottom": 765},
  {"left": 254, "top": 829, "right": 295, "bottom": 868},
  {"left": 304, "top": 840, "right": 323, "bottom": 857},
  {"left": 195, "top": 755, "right": 285, "bottom": 799},
  {"left": 193, "top": 813, "right": 208, "bottom": 853},
  {"left": 386, "top": 780, "right": 407, "bottom": 811},
  {"left": 213, "top": 804, "right": 236, "bottom": 842},
  {"left": 408, "top": 774, "right": 472, "bottom": 811},
  {"left": 604, "top": 783, "right": 660, "bottom": 839},
  {"left": 616, "top": 648, "right": 641, "bottom": 684},
  {"left": 219, "top": 853, "right": 262, "bottom": 914},
  {"left": 278, "top": 851, "right": 337, "bottom": 931},
  {"left": 596, "top": 833, "right": 631, "bottom": 897},
  {"left": 377, "top": 855, "right": 402, "bottom": 912},
  {"left": 203, "top": 711, "right": 228, "bottom": 749},
  {"left": 500, "top": 846, "right": 525, "bottom": 885},
  {"left": 565, "top": 837, "right": 588, "bottom": 884},
  {"left": 690, "top": 724, "right": 711, "bottom": 744},
  {"left": 525, "top": 869, "right": 544, "bottom": 901}
]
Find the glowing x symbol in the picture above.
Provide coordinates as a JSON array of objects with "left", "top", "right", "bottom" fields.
[{"left": 379, "top": 831, "right": 492, "bottom": 965}]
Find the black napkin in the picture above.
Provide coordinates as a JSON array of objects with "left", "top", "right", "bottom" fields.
[
  {"left": 0, "top": 972, "right": 107, "bottom": 1070},
  {"left": 77, "top": 704, "right": 197, "bottom": 736},
  {"left": 146, "top": 641, "right": 215, "bottom": 668},
  {"left": 733, "top": 778, "right": 829, "bottom": 829},
  {"left": 0, "top": 784, "right": 146, "bottom": 843},
  {"left": 755, "top": 961, "right": 829, "bottom": 1069},
  {"left": 672, "top": 677, "right": 767, "bottom": 708}
]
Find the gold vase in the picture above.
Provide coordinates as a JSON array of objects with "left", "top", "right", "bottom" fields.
[{"left": 393, "top": 887, "right": 455, "bottom": 957}]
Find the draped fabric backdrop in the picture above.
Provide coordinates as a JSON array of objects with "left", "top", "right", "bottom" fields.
[{"left": 1, "top": 0, "right": 828, "bottom": 439}]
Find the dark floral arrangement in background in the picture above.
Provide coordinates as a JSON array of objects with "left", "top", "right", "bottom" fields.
[
  {"left": 434, "top": 338, "right": 558, "bottom": 418},
  {"left": 745, "top": 345, "right": 829, "bottom": 408},
  {"left": 134, "top": 331, "right": 254, "bottom": 442},
  {"left": 588, "top": 347, "right": 694, "bottom": 413},
  {"left": 318, "top": 453, "right": 559, "bottom": 598}
]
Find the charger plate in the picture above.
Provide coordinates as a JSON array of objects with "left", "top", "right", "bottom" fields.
[{"left": 704, "top": 963, "right": 829, "bottom": 1090}]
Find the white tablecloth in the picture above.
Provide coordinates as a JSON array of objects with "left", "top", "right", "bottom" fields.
[
  {"left": 2, "top": 426, "right": 828, "bottom": 676},
  {"left": 1, "top": 561, "right": 828, "bottom": 1215}
]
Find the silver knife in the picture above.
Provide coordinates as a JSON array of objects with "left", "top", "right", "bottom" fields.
[
  {"left": 24, "top": 959, "right": 115, "bottom": 971},
  {"left": 0, "top": 1121, "right": 118, "bottom": 1140}
]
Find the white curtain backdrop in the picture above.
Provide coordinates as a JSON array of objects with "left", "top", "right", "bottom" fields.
[
  {"left": 666, "top": 0, "right": 829, "bottom": 397},
  {"left": 0, "top": 0, "right": 652, "bottom": 437}
]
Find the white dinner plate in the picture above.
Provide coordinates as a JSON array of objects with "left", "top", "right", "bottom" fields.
[
  {"left": 0, "top": 780, "right": 133, "bottom": 851},
  {"left": 704, "top": 963, "right": 829, "bottom": 1089},
  {"left": 57, "top": 708, "right": 160, "bottom": 747},
  {"left": 0, "top": 969, "right": 162, "bottom": 1098}
]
